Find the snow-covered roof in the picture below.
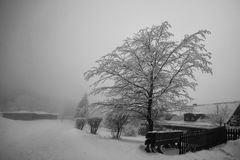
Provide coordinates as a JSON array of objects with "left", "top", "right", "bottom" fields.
[
  {"left": 171, "top": 101, "right": 240, "bottom": 123},
  {"left": 158, "top": 120, "right": 218, "bottom": 129},
  {"left": 192, "top": 101, "right": 240, "bottom": 123}
]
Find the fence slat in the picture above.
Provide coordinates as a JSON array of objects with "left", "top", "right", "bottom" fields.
[{"left": 226, "top": 128, "right": 240, "bottom": 141}]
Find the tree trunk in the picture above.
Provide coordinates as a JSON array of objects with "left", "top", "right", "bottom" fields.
[
  {"left": 116, "top": 130, "right": 120, "bottom": 139},
  {"left": 147, "top": 71, "right": 154, "bottom": 131},
  {"left": 147, "top": 115, "right": 153, "bottom": 131},
  {"left": 147, "top": 96, "right": 154, "bottom": 131}
]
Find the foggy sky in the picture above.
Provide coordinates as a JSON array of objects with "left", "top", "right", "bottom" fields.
[{"left": 0, "top": 0, "right": 240, "bottom": 106}]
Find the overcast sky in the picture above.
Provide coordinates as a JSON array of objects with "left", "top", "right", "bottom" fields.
[{"left": 0, "top": 0, "right": 240, "bottom": 105}]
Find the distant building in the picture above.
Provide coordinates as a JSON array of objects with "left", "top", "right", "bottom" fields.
[
  {"left": 184, "top": 113, "right": 205, "bottom": 122},
  {"left": 1, "top": 111, "right": 58, "bottom": 120},
  {"left": 186, "top": 101, "right": 240, "bottom": 124},
  {"left": 158, "top": 101, "right": 240, "bottom": 131}
]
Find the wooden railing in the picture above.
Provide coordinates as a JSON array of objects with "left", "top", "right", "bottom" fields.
[
  {"left": 179, "top": 127, "right": 227, "bottom": 154},
  {"left": 226, "top": 128, "right": 240, "bottom": 141},
  {"left": 145, "top": 126, "right": 240, "bottom": 154},
  {"left": 145, "top": 131, "right": 183, "bottom": 153}
]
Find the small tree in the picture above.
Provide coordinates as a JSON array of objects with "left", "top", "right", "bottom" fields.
[
  {"left": 105, "top": 107, "right": 129, "bottom": 139},
  {"left": 211, "top": 105, "right": 230, "bottom": 126},
  {"left": 87, "top": 117, "right": 102, "bottom": 134},
  {"left": 75, "top": 94, "right": 89, "bottom": 118},
  {"left": 85, "top": 21, "right": 212, "bottom": 131}
]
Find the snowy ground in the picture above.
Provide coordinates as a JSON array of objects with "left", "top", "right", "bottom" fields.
[{"left": 0, "top": 117, "right": 240, "bottom": 160}]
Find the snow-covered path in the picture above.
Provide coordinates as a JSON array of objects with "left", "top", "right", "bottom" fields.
[{"left": 0, "top": 117, "right": 240, "bottom": 160}]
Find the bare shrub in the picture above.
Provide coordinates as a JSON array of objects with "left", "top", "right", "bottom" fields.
[{"left": 105, "top": 111, "right": 129, "bottom": 139}]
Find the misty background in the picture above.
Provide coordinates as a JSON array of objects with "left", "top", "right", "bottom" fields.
[{"left": 0, "top": 0, "right": 240, "bottom": 114}]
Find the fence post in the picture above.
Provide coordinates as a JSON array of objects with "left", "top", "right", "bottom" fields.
[
  {"left": 179, "top": 135, "right": 182, "bottom": 154},
  {"left": 234, "top": 129, "right": 237, "bottom": 140},
  {"left": 224, "top": 127, "right": 227, "bottom": 143}
]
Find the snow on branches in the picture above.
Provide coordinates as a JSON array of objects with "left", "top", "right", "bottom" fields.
[{"left": 84, "top": 21, "right": 212, "bottom": 131}]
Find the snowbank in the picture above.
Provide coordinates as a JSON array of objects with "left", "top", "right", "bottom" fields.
[{"left": 0, "top": 117, "right": 239, "bottom": 160}]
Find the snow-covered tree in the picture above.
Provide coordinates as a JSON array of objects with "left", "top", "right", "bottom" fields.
[
  {"left": 211, "top": 105, "right": 230, "bottom": 126},
  {"left": 84, "top": 22, "right": 212, "bottom": 131},
  {"left": 75, "top": 94, "right": 89, "bottom": 118}
]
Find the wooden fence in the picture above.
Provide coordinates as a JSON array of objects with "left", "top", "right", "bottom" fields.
[
  {"left": 145, "top": 131, "right": 183, "bottom": 153},
  {"left": 179, "top": 127, "right": 227, "bottom": 154},
  {"left": 145, "top": 126, "right": 240, "bottom": 154},
  {"left": 226, "top": 128, "right": 240, "bottom": 141},
  {"left": 179, "top": 127, "right": 240, "bottom": 154}
]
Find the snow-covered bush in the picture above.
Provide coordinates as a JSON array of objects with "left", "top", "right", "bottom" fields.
[
  {"left": 87, "top": 117, "right": 102, "bottom": 134},
  {"left": 75, "top": 118, "right": 86, "bottom": 130},
  {"left": 123, "top": 124, "right": 137, "bottom": 137},
  {"left": 105, "top": 111, "right": 129, "bottom": 139}
]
